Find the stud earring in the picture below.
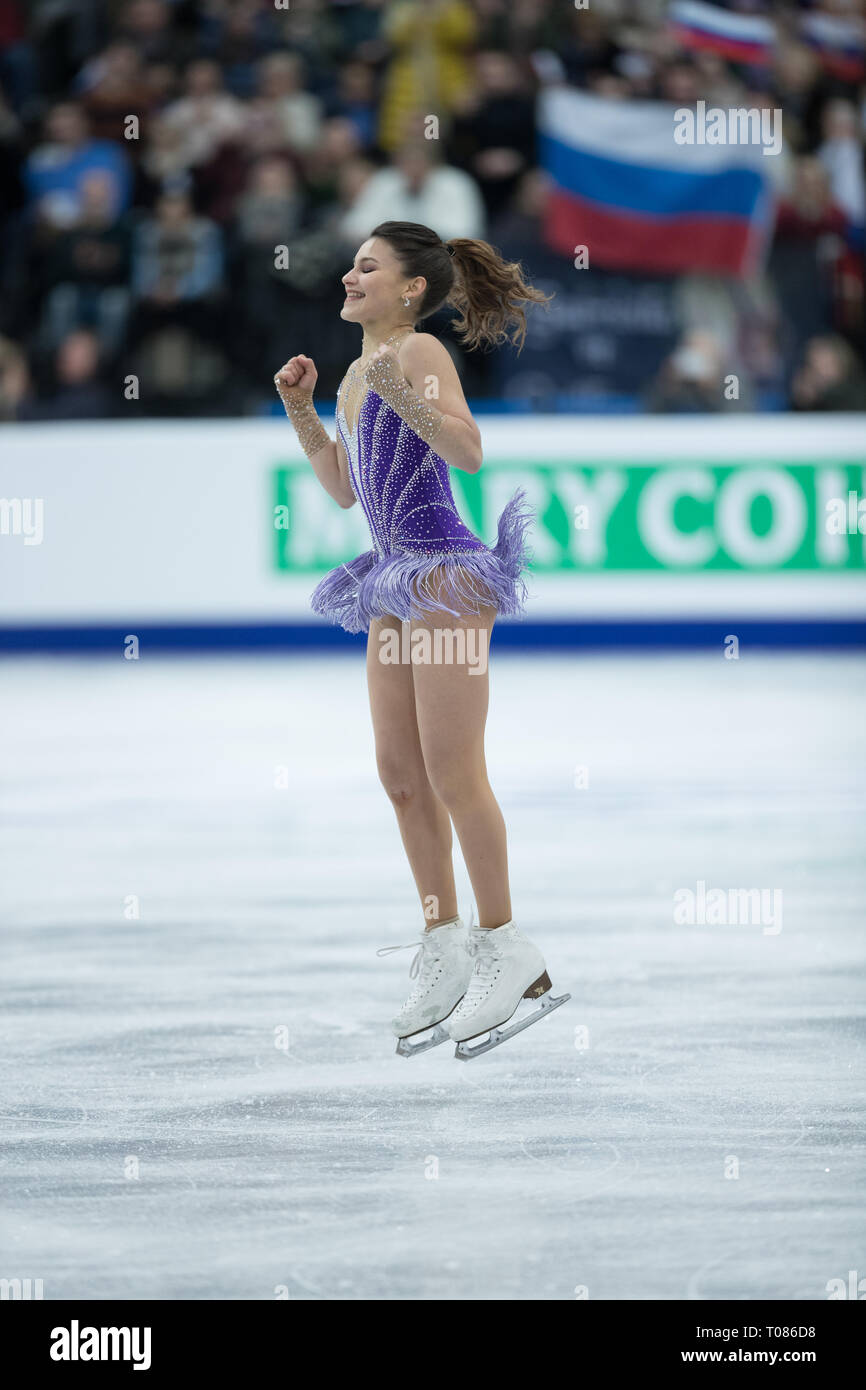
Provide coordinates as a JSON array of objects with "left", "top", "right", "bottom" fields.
[{"left": 402, "top": 297, "right": 411, "bottom": 307}]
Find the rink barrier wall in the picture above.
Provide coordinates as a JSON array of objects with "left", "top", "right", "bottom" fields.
[{"left": 2, "top": 416, "right": 863, "bottom": 649}]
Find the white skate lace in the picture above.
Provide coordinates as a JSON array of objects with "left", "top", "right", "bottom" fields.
[
  {"left": 462, "top": 933, "right": 503, "bottom": 1005},
  {"left": 376, "top": 940, "right": 431, "bottom": 979},
  {"left": 376, "top": 938, "right": 445, "bottom": 1003}
]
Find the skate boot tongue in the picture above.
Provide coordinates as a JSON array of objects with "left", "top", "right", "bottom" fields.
[
  {"left": 463, "top": 927, "right": 509, "bottom": 1006},
  {"left": 467, "top": 921, "right": 518, "bottom": 951}
]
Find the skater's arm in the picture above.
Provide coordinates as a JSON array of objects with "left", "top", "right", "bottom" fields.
[
  {"left": 274, "top": 356, "right": 356, "bottom": 509},
  {"left": 365, "top": 335, "right": 483, "bottom": 474},
  {"left": 303, "top": 431, "right": 356, "bottom": 510}
]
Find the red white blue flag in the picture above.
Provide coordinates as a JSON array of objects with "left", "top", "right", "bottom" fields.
[
  {"left": 538, "top": 88, "right": 775, "bottom": 277},
  {"left": 669, "top": 1, "right": 776, "bottom": 66},
  {"left": 800, "top": 11, "right": 865, "bottom": 82}
]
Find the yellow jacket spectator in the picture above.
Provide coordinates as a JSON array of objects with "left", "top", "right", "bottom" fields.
[{"left": 379, "top": 0, "right": 477, "bottom": 152}]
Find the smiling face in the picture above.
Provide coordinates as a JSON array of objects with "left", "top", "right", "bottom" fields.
[{"left": 340, "top": 237, "right": 423, "bottom": 325}]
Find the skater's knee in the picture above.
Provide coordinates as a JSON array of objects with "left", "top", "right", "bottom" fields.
[
  {"left": 383, "top": 781, "right": 415, "bottom": 807},
  {"left": 376, "top": 755, "right": 420, "bottom": 806}
]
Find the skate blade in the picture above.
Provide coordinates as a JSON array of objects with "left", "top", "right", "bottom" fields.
[
  {"left": 395, "top": 1023, "right": 451, "bottom": 1058},
  {"left": 453, "top": 990, "right": 571, "bottom": 1061}
]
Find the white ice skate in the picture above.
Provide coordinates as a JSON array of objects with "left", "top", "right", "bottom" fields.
[
  {"left": 447, "top": 921, "right": 570, "bottom": 1060},
  {"left": 377, "top": 917, "right": 473, "bottom": 1057}
]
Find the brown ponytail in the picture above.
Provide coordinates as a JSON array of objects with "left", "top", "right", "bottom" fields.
[
  {"left": 446, "top": 238, "right": 551, "bottom": 353},
  {"left": 369, "top": 221, "right": 551, "bottom": 355}
]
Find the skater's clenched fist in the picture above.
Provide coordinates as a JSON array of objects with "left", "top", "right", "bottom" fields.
[
  {"left": 274, "top": 355, "right": 317, "bottom": 400},
  {"left": 363, "top": 343, "right": 403, "bottom": 385}
]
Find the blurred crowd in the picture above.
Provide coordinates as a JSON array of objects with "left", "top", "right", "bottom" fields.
[{"left": 0, "top": 0, "right": 864, "bottom": 419}]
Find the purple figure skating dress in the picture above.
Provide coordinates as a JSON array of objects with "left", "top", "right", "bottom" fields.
[{"left": 310, "top": 381, "right": 532, "bottom": 635}]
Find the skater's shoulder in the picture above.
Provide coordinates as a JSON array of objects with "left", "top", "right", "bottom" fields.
[
  {"left": 398, "top": 332, "right": 454, "bottom": 377},
  {"left": 400, "top": 332, "right": 449, "bottom": 360}
]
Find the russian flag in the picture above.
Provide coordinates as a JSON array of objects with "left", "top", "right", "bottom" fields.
[
  {"left": 800, "top": 12, "right": 865, "bottom": 82},
  {"left": 538, "top": 88, "right": 774, "bottom": 277},
  {"left": 669, "top": 1, "right": 776, "bottom": 67}
]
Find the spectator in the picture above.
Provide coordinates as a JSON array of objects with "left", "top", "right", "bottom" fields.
[
  {"left": 772, "top": 42, "right": 822, "bottom": 151},
  {"left": 490, "top": 167, "right": 551, "bottom": 259},
  {"left": 162, "top": 59, "right": 245, "bottom": 171},
  {"left": 42, "top": 170, "right": 131, "bottom": 356},
  {"left": 24, "top": 102, "right": 131, "bottom": 229},
  {"left": 647, "top": 329, "right": 746, "bottom": 413},
  {"left": 770, "top": 157, "right": 848, "bottom": 365},
  {"left": 131, "top": 189, "right": 223, "bottom": 333},
  {"left": 0, "top": 332, "right": 31, "bottom": 419},
  {"left": 129, "top": 190, "right": 230, "bottom": 412},
  {"left": 552, "top": 6, "right": 622, "bottom": 89},
  {"left": 518, "top": 0, "right": 576, "bottom": 50},
  {"left": 197, "top": 0, "right": 281, "bottom": 99},
  {"left": 690, "top": 51, "right": 746, "bottom": 111},
  {"left": 302, "top": 116, "right": 363, "bottom": 215},
  {"left": 791, "top": 334, "right": 866, "bottom": 411},
  {"left": 379, "top": 0, "right": 477, "bottom": 151},
  {"left": 341, "top": 134, "right": 485, "bottom": 242},
  {"left": 236, "top": 156, "right": 304, "bottom": 250},
  {"left": 24, "top": 328, "right": 113, "bottom": 420},
  {"left": 116, "top": 0, "right": 182, "bottom": 68},
  {"left": 269, "top": 0, "right": 344, "bottom": 92},
  {"left": 0, "top": 74, "right": 24, "bottom": 249},
  {"left": 817, "top": 99, "right": 866, "bottom": 229},
  {"left": 326, "top": 60, "right": 377, "bottom": 151},
  {"left": 330, "top": 0, "right": 388, "bottom": 66},
  {"left": 138, "top": 113, "right": 193, "bottom": 199},
  {"left": 76, "top": 41, "right": 156, "bottom": 143},
  {"left": 242, "top": 52, "right": 322, "bottom": 158},
  {"left": 0, "top": 0, "right": 35, "bottom": 115},
  {"left": 449, "top": 50, "right": 537, "bottom": 220},
  {"left": 658, "top": 59, "right": 701, "bottom": 106},
  {"left": 232, "top": 157, "right": 307, "bottom": 384},
  {"left": 471, "top": 0, "right": 510, "bottom": 50},
  {"left": 142, "top": 60, "right": 178, "bottom": 111},
  {"left": 336, "top": 155, "right": 376, "bottom": 218}
]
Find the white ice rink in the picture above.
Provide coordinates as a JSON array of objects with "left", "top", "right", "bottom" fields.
[{"left": 2, "top": 651, "right": 864, "bottom": 1300}]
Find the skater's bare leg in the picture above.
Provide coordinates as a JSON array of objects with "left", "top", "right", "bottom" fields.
[
  {"left": 367, "top": 614, "right": 458, "bottom": 927},
  {"left": 410, "top": 598, "right": 512, "bottom": 930}
]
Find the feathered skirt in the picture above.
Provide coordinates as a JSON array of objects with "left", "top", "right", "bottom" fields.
[{"left": 310, "top": 490, "right": 533, "bottom": 636}]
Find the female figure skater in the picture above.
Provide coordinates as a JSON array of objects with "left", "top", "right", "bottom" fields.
[{"left": 274, "top": 221, "right": 568, "bottom": 1058}]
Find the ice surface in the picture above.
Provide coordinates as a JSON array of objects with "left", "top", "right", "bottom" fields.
[{"left": 1, "top": 652, "right": 864, "bottom": 1300}]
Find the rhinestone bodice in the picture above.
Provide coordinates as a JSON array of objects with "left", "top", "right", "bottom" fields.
[{"left": 336, "top": 381, "right": 485, "bottom": 561}]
